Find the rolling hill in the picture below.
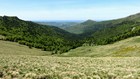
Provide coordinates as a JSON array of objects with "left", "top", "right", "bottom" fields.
[
  {"left": 62, "top": 36, "right": 140, "bottom": 57},
  {"left": 64, "top": 13, "right": 140, "bottom": 34}
]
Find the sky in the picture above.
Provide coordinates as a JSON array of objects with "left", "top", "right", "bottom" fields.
[{"left": 0, "top": 0, "right": 140, "bottom": 21}]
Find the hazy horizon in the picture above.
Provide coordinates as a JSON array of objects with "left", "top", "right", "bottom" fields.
[{"left": 0, "top": 0, "right": 140, "bottom": 21}]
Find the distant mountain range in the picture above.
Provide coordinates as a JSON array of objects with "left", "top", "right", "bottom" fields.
[
  {"left": 36, "top": 21, "right": 82, "bottom": 29},
  {"left": 63, "top": 20, "right": 96, "bottom": 34}
]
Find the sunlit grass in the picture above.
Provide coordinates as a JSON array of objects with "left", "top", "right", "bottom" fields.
[
  {"left": 62, "top": 36, "right": 140, "bottom": 57},
  {"left": 0, "top": 35, "right": 5, "bottom": 40},
  {"left": 0, "top": 40, "right": 51, "bottom": 56},
  {"left": 0, "top": 55, "right": 140, "bottom": 79}
]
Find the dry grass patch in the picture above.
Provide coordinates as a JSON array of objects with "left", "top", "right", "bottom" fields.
[{"left": 0, "top": 55, "right": 140, "bottom": 79}]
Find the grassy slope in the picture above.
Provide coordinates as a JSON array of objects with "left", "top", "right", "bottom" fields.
[
  {"left": 0, "top": 39, "right": 51, "bottom": 56},
  {"left": 0, "top": 36, "right": 140, "bottom": 78},
  {"left": 62, "top": 36, "right": 140, "bottom": 57}
]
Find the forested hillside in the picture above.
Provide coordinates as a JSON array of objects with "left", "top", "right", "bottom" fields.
[
  {"left": 0, "top": 16, "right": 83, "bottom": 54},
  {"left": 63, "top": 13, "right": 140, "bottom": 46},
  {"left": 84, "top": 13, "right": 140, "bottom": 45},
  {"left": 65, "top": 13, "right": 140, "bottom": 35}
]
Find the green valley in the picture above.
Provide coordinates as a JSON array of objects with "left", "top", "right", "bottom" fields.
[
  {"left": 1, "top": 13, "right": 140, "bottom": 79},
  {"left": 1, "top": 0, "right": 140, "bottom": 79}
]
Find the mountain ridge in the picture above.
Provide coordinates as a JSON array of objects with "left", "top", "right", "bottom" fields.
[
  {"left": 82, "top": 13, "right": 140, "bottom": 45},
  {"left": 64, "top": 13, "right": 140, "bottom": 34}
]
